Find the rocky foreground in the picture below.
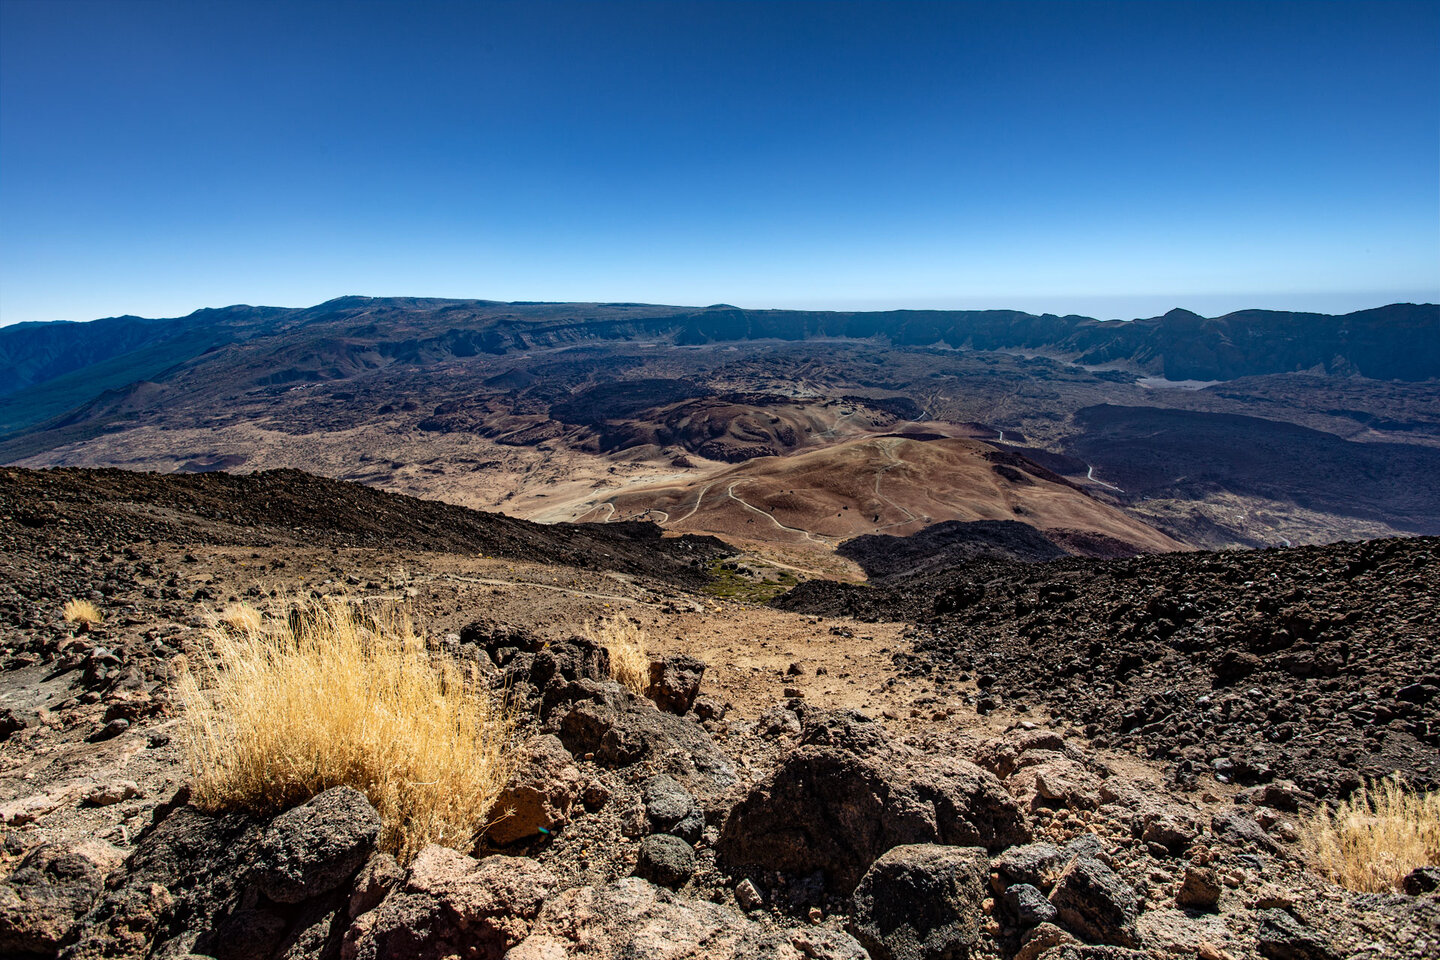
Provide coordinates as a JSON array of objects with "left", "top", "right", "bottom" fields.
[{"left": 0, "top": 468, "right": 1437, "bottom": 959}]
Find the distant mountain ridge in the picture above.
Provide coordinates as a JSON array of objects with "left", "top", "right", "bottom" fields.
[{"left": 3, "top": 298, "right": 1435, "bottom": 428}]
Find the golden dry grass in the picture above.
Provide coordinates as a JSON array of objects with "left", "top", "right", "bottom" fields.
[
  {"left": 585, "top": 615, "right": 651, "bottom": 695},
  {"left": 177, "top": 599, "right": 516, "bottom": 862},
  {"left": 1304, "top": 774, "right": 1440, "bottom": 892},
  {"left": 217, "top": 601, "right": 264, "bottom": 634},
  {"left": 62, "top": 598, "right": 103, "bottom": 625}
]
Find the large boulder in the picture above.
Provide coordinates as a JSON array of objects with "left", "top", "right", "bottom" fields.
[
  {"left": 482, "top": 735, "right": 582, "bottom": 846},
  {"left": 344, "top": 847, "right": 557, "bottom": 960},
  {"left": 257, "top": 786, "right": 382, "bottom": 904},
  {"left": 718, "top": 746, "right": 1028, "bottom": 898},
  {"left": 0, "top": 845, "right": 107, "bottom": 955},
  {"left": 847, "top": 844, "right": 989, "bottom": 960}
]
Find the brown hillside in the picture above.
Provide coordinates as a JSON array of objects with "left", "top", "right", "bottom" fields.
[{"left": 580, "top": 435, "right": 1184, "bottom": 555}]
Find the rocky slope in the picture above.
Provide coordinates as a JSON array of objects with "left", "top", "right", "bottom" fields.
[
  {"left": 775, "top": 537, "right": 1440, "bottom": 800},
  {"left": 0, "top": 468, "right": 1436, "bottom": 959}
]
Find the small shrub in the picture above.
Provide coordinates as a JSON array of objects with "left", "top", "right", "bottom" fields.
[
  {"left": 177, "top": 599, "right": 516, "bottom": 862},
  {"left": 1304, "top": 774, "right": 1440, "bottom": 892},
  {"left": 62, "top": 598, "right": 103, "bottom": 625},
  {"left": 586, "top": 615, "right": 650, "bottom": 695}
]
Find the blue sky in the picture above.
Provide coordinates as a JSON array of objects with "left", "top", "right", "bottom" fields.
[{"left": 1, "top": 0, "right": 1436, "bottom": 325}]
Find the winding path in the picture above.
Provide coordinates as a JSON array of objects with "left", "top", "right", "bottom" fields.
[{"left": 1085, "top": 464, "right": 1123, "bottom": 492}]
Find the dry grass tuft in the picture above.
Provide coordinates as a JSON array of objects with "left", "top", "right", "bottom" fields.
[
  {"left": 217, "top": 601, "right": 264, "bottom": 634},
  {"left": 177, "top": 599, "right": 516, "bottom": 862},
  {"left": 1304, "top": 774, "right": 1440, "bottom": 892},
  {"left": 585, "top": 615, "right": 651, "bottom": 696},
  {"left": 62, "top": 598, "right": 103, "bottom": 625}
]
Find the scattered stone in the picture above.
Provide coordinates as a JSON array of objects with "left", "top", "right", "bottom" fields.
[
  {"left": 1049, "top": 855, "right": 1140, "bottom": 947},
  {"left": 84, "top": 780, "right": 142, "bottom": 807},
  {"left": 1176, "top": 865, "right": 1222, "bottom": 911},
  {"left": 633, "top": 834, "right": 696, "bottom": 888},
  {"left": 735, "top": 878, "right": 765, "bottom": 912},
  {"left": 256, "top": 786, "right": 381, "bottom": 904},
  {"left": 756, "top": 704, "right": 803, "bottom": 738},
  {"left": 1141, "top": 812, "right": 1198, "bottom": 855},
  {"left": 1005, "top": 883, "right": 1058, "bottom": 926},
  {"left": 846, "top": 844, "right": 989, "bottom": 960},
  {"left": 581, "top": 779, "right": 612, "bottom": 811},
  {"left": 643, "top": 774, "right": 704, "bottom": 842},
  {"left": 87, "top": 717, "right": 130, "bottom": 742},
  {"left": 1211, "top": 806, "right": 1280, "bottom": 853}
]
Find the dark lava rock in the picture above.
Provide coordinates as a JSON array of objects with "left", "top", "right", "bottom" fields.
[
  {"left": 1211, "top": 806, "right": 1280, "bottom": 853},
  {"left": 0, "top": 845, "right": 105, "bottom": 955},
  {"left": 210, "top": 907, "right": 289, "bottom": 960},
  {"left": 559, "top": 698, "right": 735, "bottom": 786},
  {"left": 1256, "top": 908, "right": 1337, "bottom": 960},
  {"left": 1004, "top": 883, "right": 1058, "bottom": 926},
  {"left": 647, "top": 654, "right": 706, "bottom": 714},
  {"left": 256, "top": 786, "right": 381, "bottom": 904},
  {"left": 1048, "top": 855, "right": 1140, "bottom": 947},
  {"left": 633, "top": 834, "right": 697, "bottom": 888},
  {"left": 643, "top": 774, "right": 704, "bottom": 843},
  {"left": 718, "top": 745, "right": 1027, "bottom": 899},
  {"left": 65, "top": 805, "right": 262, "bottom": 960},
  {"left": 0, "top": 707, "right": 26, "bottom": 741},
  {"left": 1403, "top": 866, "right": 1440, "bottom": 895},
  {"left": 847, "top": 844, "right": 988, "bottom": 960},
  {"left": 992, "top": 842, "right": 1064, "bottom": 891}
]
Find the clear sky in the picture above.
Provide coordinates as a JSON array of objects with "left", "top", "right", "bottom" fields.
[{"left": 1, "top": 0, "right": 1436, "bottom": 326}]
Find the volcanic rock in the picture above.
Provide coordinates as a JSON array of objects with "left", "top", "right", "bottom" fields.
[
  {"left": 718, "top": 738, "right": 1027, "bottom": 898},
  {"left": 483, "top": 735, "right": 582, "bottom": 846},
  {"left": 633, "top": 834, "right": 697, "bottom": 888},
  {"left": 256, "top": 786, "right": 381, "bottom": 904},
  {"left": 648, "top": 653, "right": 706, "bottom": 714},
  {"left": 345, "top": 847, "right": 557, "bottom": 960},
  {"left": 1049, "top": 855, "right": 1140, "bottom": 947},
  {"left": 846, "top": 844, "right": 988, "bottom": 960}
]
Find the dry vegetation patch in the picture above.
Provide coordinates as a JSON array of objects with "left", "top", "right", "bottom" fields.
[
  {"left": 61, "top": 598, "right": 103, "bottom": 625},
  {"left": 177, "top": 599, "right": 515, "bottom": 862},
  {"left": 1305, "top": 775, "right": 1440, "bottom": 892},
  {"left": 586, "top": 615, "right": 650, "bottom": 695}
]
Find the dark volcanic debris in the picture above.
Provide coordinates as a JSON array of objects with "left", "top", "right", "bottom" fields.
[{"left": 855, "top": 537, "right": 1440, "bottom": 797}]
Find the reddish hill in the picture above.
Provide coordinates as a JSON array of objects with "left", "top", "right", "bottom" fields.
[{"left": 583, "top": 435, "right": 1184, "bottom": 556}]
